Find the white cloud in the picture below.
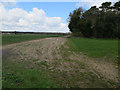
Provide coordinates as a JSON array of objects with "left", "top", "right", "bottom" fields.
[
  {"left": 76, "top": 0, "right": 118, "bottom": 9},
  {"left": 0, "top": 3, "right": 69, "bottom": 33}
]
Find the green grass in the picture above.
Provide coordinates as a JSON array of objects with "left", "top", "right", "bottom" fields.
[
  {"left": 68, "top": 37, "right": 118, "bottom": 61},
  {"left": 3, "top": 69, "right": 57, "bottom": 88},
  {"left": 2, "top": 59, "right": 57, "bottom": 88},
  {"left": 2, "top": 34, "right": 63, "bottom": 45},
  {"left": 37, "top": 61, "right": 49, "bottom": 67},
  {"left": 33, "top": 59, "right": 39, "bottom": 62}
]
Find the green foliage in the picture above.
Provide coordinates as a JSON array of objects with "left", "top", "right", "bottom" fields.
[
  {"left": 114, "top": 1, "right": 120, "bottom": 11},
  {"left": 99, "top": 2, "right": 112, "bottom": 11},
  {"left": 68, "top": 1, "right": 120, "bottom": 38},
  {"left": 68, "top": 7, "right": 84, "bottom": 33},
  {"left": 79, "top": 19, "right": 93, "bottom": 38}
]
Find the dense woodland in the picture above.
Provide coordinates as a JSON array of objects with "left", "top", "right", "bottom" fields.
[{"left": 68, "top": 1, "right": 120, "bottom": 38}]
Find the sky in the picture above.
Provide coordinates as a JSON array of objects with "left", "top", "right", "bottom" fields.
[
  {"left": 0, "top": 0, "right": 118, "bottom": 33},
  {"left": 14, "top": 2, "right": 78, "bottom": 23}
]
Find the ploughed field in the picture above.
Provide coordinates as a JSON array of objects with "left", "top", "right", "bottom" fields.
[{"left": 2, "top": 34, "right": 119, "bottom": 88}]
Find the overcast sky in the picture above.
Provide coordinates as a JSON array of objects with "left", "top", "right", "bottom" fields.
[{"left": 0, "top": 0, "right": 118, "bottom": 33}]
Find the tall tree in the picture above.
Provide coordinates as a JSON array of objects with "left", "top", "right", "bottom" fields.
[
  {"left": 68, "top": 1, "right": 119, "bottom": 38},
  {"left": 114, "top": 1, "right": 120, "bottom": 11},
  {"left": 99, "top": 2, "right": 112, "bottom": 11},
  {"left": 68, "top": 8, "right": 84, "bottom": 33}
]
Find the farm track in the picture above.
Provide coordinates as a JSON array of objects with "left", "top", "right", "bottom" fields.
[
  {"left": 2, "top": 37, "right": 118, "bottom": 88},
  {"left": 2, "top": 37, "right": 66, "bottom": 61}
]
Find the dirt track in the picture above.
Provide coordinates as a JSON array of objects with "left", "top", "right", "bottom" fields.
[
  {"left": 2, "top": 37, "right": 66, "bottom": 61},
  {"left": 2, "top": 37, "right": 118, "bottom": 87}
]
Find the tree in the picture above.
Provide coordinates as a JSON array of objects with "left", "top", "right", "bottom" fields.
[
  {"left": 15, "top": 31, "right": 17, "bottom": 34},
  {"left": 68, "top": 8, "right": 84, "bottom": 33},
  {"left": 82, "top": 6, "right": 99, "bottom": 37},
  {"left": 68, "top": 1, "right": 119, "bottom": 38},
  {"left": 99, "top": 2, "right": 112, "bottom": 11},
  {"left": 114, "top": 1, "right": 120, "bottom": 11},
  {"left": 79, "top": 19, "right": 93, "bottom": 38}
]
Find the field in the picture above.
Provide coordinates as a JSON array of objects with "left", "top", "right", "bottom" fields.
[
  {"left": 68, "top": 37, "right": 118, "bottom": 63},
  {"left": 2, "top": 34, "right": 119, "bottom": 88},
  {"left": 2, "top": 34, "right": 63, "bottom": 45}
]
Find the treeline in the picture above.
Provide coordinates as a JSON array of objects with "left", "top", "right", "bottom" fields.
[{"left": 68, "top": 1, "right": 120, "bottom": 38}]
